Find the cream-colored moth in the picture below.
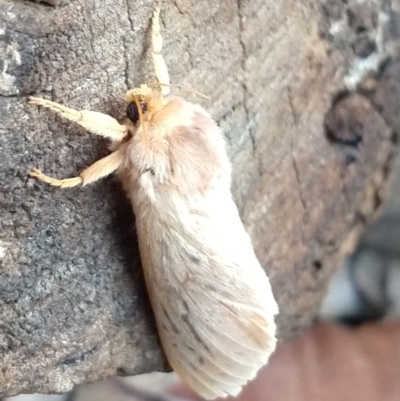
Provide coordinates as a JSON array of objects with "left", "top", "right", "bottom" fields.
[{"left": 28, "top": 7, "right": 279, "bottom": 399}]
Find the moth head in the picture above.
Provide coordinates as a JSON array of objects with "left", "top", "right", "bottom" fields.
[{"left": 124, "top": 84, "right": 166, "bottom": 125}]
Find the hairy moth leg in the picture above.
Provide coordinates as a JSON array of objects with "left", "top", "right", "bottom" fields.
[
  {"left": 152, "top": 7, "right": 170, "bottom": 96},
  {"left": 28, "top": 97, "right": 127, "bottom": 141},
  {"left": 29, "top": 149, "right": 125, "bottom": 188}
]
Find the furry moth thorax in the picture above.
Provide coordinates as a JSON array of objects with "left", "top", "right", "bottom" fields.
[{"left": 117, "top": 85, "right": 231, "bottom": 198}]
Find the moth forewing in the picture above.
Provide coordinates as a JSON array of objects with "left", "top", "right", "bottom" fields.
[{"left": 130, "top": 125, "right": 278, "bottom": 399}]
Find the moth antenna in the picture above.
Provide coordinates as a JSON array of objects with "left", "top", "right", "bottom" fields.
[{"left": 148, "top": 81, "right": 211, "bottom": 100}]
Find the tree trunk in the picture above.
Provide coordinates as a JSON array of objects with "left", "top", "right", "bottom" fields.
[{"left": 0, "top": 0, "right": 399, "bottom": 396}]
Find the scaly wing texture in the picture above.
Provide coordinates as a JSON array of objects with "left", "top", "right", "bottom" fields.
[{"left": 136, "top": 189, "right": 278, "bottom": 399}]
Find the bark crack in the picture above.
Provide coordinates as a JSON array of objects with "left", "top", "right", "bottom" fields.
[
  {"left": 286, "top": 86, "right": 308, "bottom": 219},
  {"left": 237, "top": 0, "right": 262, "bottom": 178},
  {"left": 291, "top": 152, "right": 307, "bottom": 213},
  {"left": 123, "top": 0, "right": 135, "bottom": 91}
]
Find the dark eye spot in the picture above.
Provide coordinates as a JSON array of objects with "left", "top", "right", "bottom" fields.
[
  {"left": 144, "top": 168, "right": 155, "bottom": 176},
  {"left": 140, "top": 168, "right": 155, "bottom": 176},
  {"left": 127, "top": 102, "right": 147, "bottom": 124}
]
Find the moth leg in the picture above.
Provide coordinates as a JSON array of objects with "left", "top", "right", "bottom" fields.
[
  {"left": 152, "top": 6, "right": 170, "bottom": 96},
  {"left": 29, "top": 149, "right": 125, "bottom": 188},
  {"left": 28, "top": 96, "right": 127, "bottom": 141}
]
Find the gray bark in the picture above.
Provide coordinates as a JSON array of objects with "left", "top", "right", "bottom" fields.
[{"left": 1, "top": 0, "right": 399, "bottom": 396}]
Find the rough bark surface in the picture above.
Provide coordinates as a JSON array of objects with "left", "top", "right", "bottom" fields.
[{"left": 1, "top": 0, "right": 399, "bottom": 396}]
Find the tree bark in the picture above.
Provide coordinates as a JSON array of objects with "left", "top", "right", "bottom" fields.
[{"left": 0, "top": 0, "right": 399, "bottom": 396}]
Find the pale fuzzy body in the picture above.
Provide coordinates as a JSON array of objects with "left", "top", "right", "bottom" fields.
[
  {"left": 119, "top": 96, "right": 279, "bottom": 399},
  {"left": 27, "top": 7, "right": 279, "bottom": 400}
]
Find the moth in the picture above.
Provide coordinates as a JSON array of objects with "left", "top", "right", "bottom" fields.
[{"left": 28, "top": 7, "right": 279, "bottom": 399}]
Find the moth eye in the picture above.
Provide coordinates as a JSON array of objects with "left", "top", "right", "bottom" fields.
[{"left": 127, "top": 102, "right": 147, "bottom": 123}]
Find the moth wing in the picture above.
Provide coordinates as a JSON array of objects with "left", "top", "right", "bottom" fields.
[
  {"left": 138, "top": 194, "right": 278, "bottom": 399},
  {"left": 159, "top": 278, "right": 277, "bottom": 399}
]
